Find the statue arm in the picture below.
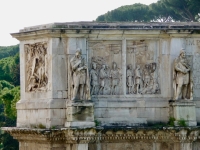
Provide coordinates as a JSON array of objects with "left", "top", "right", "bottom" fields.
[
  {"left": 77, "top": 66, "right": 87, "bottom": 71},
  {"left": 71, "top": 60, "right": 81, "bottom": 71},
  {"left": 174, "top": 62, "right": 186, "bottom": 73}
]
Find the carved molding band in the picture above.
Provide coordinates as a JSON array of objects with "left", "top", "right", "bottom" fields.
[{"left": 3, "top": 127, "right": 200, "bottom": 144}]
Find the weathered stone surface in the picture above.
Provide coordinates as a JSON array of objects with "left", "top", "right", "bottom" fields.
[
  {"left": 65, "top": 102, "right": 95, "bottom": 127},
  {"left": 7, "top": 22, "right": 200, "bottom": 149},
  {"left": 2, "top": 127, "right": 200, "bottom": 150},
  {"left": 169, "top": 100, "right": 197, "bottom": 126}
]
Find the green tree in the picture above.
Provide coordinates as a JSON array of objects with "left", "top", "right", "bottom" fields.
[
  {"left": 0, "top": 45, "right": 20, "bottom": 150},
  {"left": 149, "top": 1, "right": 183, "bottom": 22},
  {"left": 0, "top": 53, "right": 20, "bottom": 86},
  {"left": 161, "top": 0, "right": 200, "bottom": 21},
  {"left": 96, "top": 0, "right": 200, "bottom": 22},
  {"left": 0, "top": 84, "right": 20, "bottom": 150},
  {"left": 96, "top": 3, "right": 151, "bottom": 22},
  {"left": 0, "top": 45, "right": 19, "bottom": 60},
  {"left": 0, "top": 86, "right": 20, "bottom": 120}
]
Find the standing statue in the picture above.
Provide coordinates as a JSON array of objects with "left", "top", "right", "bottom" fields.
[
  {"left": 90, "top": 62, "right": 98, "bottom": 95},
  {"left": 173, "top": 49, "right": 192, "bottom": 100},
  {"left": 126, "top": 64, "right": 133, "bottom": 94},
  {"left": 70, "top": 49, "right": 90, "bottom": 100},
  {"left": 134, "top": 65, "right": 141, "bottom": 94},
  {"left": 98, "top": 64, "right": 107, "bottom": 95},
  {"left": 110, "top": 62, "right": 120, "bottom": 95}
]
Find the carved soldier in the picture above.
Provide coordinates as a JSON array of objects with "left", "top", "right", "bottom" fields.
[
  {"left": 110, "top": 62, "right": 120, "bottom": 95},
  {"left": 134, "top": 65, "right": 141, "bottom": 94},
  {"left": 90, "top": 62, "right": 98, "bottom": 95},
  {"left": 98, "top": 64, "right": 107, "bottom": 95},
  {"left": 143, "top": 64, "right": 151, "bottom": 88},
  {"left": 70, "top": 49, "right": 90, "bottom": 100},
  {"left": 173, "top": 49, "right": 192, "bottom": 100},
  {"left": 126, "top": 64, "right": 133, "bottom": 94}
]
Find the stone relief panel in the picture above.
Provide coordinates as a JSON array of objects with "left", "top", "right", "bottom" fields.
[
  {"left": 88, "top": 41, "right": 122, "bottom": 95},
  {"left": 25, "top": 42, "right": 49, "bottom": 92},
  {"left": 126, "top": 40, "right": 160, "bottom": 95},
  {"left": 182, "top": 38, "right": 200, "bottom": 98},
  {"left": 192, "top": 52, "right": 200, "bottom": 98}
]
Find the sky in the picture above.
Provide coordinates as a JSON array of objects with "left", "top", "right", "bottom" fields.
[{"left": 0, "top": 0, "right": 158, "bottom": 46}]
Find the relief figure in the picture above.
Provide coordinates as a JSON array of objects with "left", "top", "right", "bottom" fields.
[
  {"left": 173, "top": 49, "right": 192, "bottom": 100},
  {"left": 141, "top": 78, "right": 159, "bottom": 94},
  {"left": 70, "top": 49, "right": 90, "bottom": 100},
  {"left": 143, "top": 64, "right": 151, "bottom": 88},
  {"left": 90, "top": 62, "right": 98, "bottom": 95},
  {"left": 26, "top": 43, "right": 48, "bottom": 92},
  {"left": 127, "top": 64, "right": 133, "bottom": 94},
  {"left": 134, "top": 65, "right": 141, "bottom": 94},
  {"left": 110, "top": 62, "right": 120, "bottom": 95},
  {"left": 98, "top": 64, "right": 107, "bottom": 95}
]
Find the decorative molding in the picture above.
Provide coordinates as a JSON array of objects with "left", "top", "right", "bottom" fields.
[{"left": 3, "top": 127, "right": 200, "bottom": 144}]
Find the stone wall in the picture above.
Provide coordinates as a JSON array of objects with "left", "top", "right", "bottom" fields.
[
  {"left": 5, "top": 22, "right": 200, "bottom": 149},
  {"left": 11, "top": 22, "right": 200, "bottom": 128}
]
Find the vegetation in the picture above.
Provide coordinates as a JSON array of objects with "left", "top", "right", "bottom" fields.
[
  {"left": 0, "top": 44, "right": 20, "bottom": 150},
  {"left": 96, "top": 0, "right": 200, "bottom": 22},
  {"left": 168, "top": 117, "right": 175, "bottom": 126},
  {"left": 0, "top": 45, "right": 19, "bottom": 60},
  {"left": 178, "top": 118, "right": 187, "bottom": 127}
]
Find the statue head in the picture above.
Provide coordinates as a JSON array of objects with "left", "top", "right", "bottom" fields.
[
  {"left": 179, "top": 49, "right": 186, "bottom": 58},
  {"left": 136, "top": 65, "right": 140, "bottom": 69},
  {"left": 102, "top": 64, "right": 106, "bottom": 69},
  {"left": 75, "top": 48, "right": 82, "bottom": 58},
  {"left": 92, "top": 62, "right": 96, "bottom": 69}
]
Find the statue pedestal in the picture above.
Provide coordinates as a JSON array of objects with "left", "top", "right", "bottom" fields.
[
  {"left": 169, "top": 100, "right": 197, "bottom": 126},
  {"left": 65, "top": 100, "right": 95, "bottom": 127}
]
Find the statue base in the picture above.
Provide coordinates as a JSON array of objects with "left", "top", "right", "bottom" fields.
[
  {"left": 65, "top": 100, "right": 95, "bottom": 127},
  {"left": 169, "top": 100, "right": 197, "bottom": 126}
]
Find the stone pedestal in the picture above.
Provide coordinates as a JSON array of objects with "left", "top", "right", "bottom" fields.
[
  {"left": 65, "top": 100, "right": 95, "bottom": 127},
  {"left": 169, "top": 100, "right": 197, "bottom": 126}
]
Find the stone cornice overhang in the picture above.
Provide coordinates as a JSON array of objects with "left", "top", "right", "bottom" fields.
[
  {"left": 2, "top": 127, "right": 200, "bottom": 143},
  {"left": 11, "top": 22, "right": 200, "bottom": 41}
]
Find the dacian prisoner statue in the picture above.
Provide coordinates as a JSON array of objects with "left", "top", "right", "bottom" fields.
[
  {"left": 70, "top": 49, "right": 90, "bottom": 100},
  {"left": 173, "top": 49, "right": 193, "bottom": 100}
]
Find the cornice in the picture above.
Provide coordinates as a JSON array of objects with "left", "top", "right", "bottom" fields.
[{"left": 2, "top": 127, "right": 200, "bottom": 144}]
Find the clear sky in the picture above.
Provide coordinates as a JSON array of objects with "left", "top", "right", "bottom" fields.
[{"left": 0, "top": 0, "right": 158, "bottom": 46}]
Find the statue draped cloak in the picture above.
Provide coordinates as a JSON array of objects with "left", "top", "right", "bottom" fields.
[
  {"left": 173, "top": 57, "right": 193, "bottom": 100},
  {"left": 69, "top": 56, "right": 91, "bottom": 100}
]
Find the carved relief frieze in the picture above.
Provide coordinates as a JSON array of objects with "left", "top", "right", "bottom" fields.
[
  {"left": 25, "top": 42, "right": 49, "bottom": 92},
  {"left": 126, "top": 40, "right": 160, "bottom": 95},
  {"left": 88, "top": 41, "right": 122, "bottom": 95},
  {"left": 193, "top": 52, "right": 200, "bottom": 97},
  {"left": 4, "top": 128, "right": 200, "bottom": 144}
]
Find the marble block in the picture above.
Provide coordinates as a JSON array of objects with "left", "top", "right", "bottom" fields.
[
  {"left": 169, "top": 100, "right": 197, "bottom": 126},
  {"left": 65, "top": 101, "right": 95, "bottom": 127}
]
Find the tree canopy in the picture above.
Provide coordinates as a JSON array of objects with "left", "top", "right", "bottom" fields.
[
  {"left": 0, "top": 44, "right": 20, "bottom": 150},
  {"left": 96, "top": 0, "right": 200, "bottom": 22},
  {"left": 97, "top": 3, "right": 151, "bottom": 22}
]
